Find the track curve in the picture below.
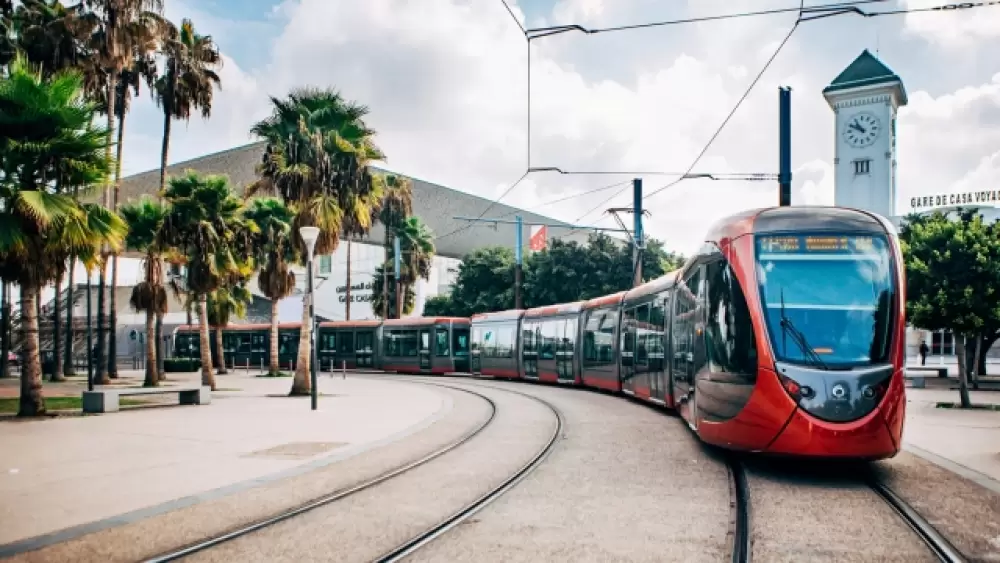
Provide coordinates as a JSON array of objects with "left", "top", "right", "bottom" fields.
[{"left": 143, "top": 383, "right": 498, "bottom": 563}]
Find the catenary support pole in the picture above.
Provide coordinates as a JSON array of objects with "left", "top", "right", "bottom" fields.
[
  {"left": 632, "top": 178, "right": 643, "bottom": 288},
  {"left": 86, "top": 273, "right": 93, "bottom": 390},
  {"left": 515, "top": 215, "right": 523, "bottom": 309},
  {"left": 779, "top": 86, "right": 792, "bottom": 206}
]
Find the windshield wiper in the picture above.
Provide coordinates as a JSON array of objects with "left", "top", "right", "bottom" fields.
[{"left": 779, "top": 289, "right": 828, "bottom": 370}]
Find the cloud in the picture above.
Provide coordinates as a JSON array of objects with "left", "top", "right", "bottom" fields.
[
  {"left": 119, "top": 0, "right": 999, "bottom": 257},
  {"left": 900, "top": 0, "right": 1000, "bottom": 46}
]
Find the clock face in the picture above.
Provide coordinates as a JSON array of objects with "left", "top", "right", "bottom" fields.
[{"left": 842, "top": 112, "right": 881, "bottom": 148}]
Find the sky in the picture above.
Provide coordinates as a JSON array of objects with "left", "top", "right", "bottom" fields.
[{"left": 115, "top": 0, "right": 1000, "bottom": 258}]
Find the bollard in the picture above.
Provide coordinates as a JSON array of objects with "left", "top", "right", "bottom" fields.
[{"left": 342, "top": 360, "right": 346, "bottom": 380}]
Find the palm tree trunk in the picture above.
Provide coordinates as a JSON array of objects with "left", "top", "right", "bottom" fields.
[
  {"left": 345, "top": 241, "right": 351, "bottom": 321},
  {"left": 19, "top": 284, "right": 45, "bottom": 416},
  {"left": 63, "top": 259, "right": 75, "bottom": 376},
  {"left": 198, "top": 295, "right": 216, "bottom": 390},
  {"left": 289, "top": 293, "right": 311, "bottom": 396},
  {"left": 95, "top": 257, "right": 108, "bottom": 384},
  {"left": 155, "top": 311, "right": 165, "bottom": 381},
  {"left": 108, "top": 110, "right": 127, "bottom": 380},
  {"left": 269, "top": 299, "right": 280, "bottom": 375},
  {"left": 143, "top": 309, "right": 157, "bottom": 387},
  {"left": 51, "top": 271, "right": 65, "bottom": 382},
  {"left": 1, "top": 281, "right": 10, "bottom": 378},
  {"left": 215, "top": 327, "right": 228, "bottom": 375},
  {"left": 382, "top": 237, "right": 390, "bottom": 319},
  {"left": 159, "top": 66, "right": 174, "bottom": 196}
]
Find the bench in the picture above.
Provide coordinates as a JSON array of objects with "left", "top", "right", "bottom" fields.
[
  {"left": 82, "top": 386, "right": 211, "bottom": 413},
  {"left": 907, "top": 366, "right": 949, "bottom": 378},
  {"left": 904, "top": 373, "right": 926, "bottom": 389}
]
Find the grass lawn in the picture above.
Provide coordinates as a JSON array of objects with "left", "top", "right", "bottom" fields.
[
  {"left": 936, "top": 402, "right": 1000, "bottom": 411},
  {"left": 0, "top": 396, "right": 148, "bottom": 414}
]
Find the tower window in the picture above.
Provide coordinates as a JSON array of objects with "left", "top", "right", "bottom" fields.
[{"left": 853, "top": 159, "right": 871, "bottom": 175}]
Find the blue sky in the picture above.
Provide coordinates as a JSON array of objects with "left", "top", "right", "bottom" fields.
[{"left": 118, "top": 0, "right": 1000, "bottom": 256}]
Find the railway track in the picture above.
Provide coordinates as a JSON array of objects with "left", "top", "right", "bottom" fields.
[
  {"left": 733, "top": 455, "right": 967, "bottom": 563},
  {"left": 143, "top": 380, "right": 561, "bottom": 563}
]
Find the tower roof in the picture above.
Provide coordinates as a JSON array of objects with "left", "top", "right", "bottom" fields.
[{"left": 823, "top": 49, "right": 907, "bottom": 104}]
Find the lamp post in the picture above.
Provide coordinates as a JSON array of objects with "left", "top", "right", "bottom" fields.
[{"left": 300, "top": 226, "right": 320, "bottom": 411}]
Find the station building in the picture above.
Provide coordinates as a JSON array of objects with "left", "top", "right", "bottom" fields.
[{"left": 822, "top": 49, "right": 1000, "bottom": 361}]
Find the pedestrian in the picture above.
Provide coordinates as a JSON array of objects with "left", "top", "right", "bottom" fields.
[{"left": 919, "top": 341, "right": 929, "bottom": 366}]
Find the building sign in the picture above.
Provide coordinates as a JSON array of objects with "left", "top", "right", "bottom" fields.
[
  {"left": 336, "top": 281, "right": 374, "bottom": 303},
  {"left": 529, "top": 225, "right": 547, "bottom": 252},
  {"left": 910, "top": 190, "right": 1000, "bottom": 211}
]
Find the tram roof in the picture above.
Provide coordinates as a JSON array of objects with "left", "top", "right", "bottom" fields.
[
  {"left": 523, "top": 301, "right": 584, "bottom": 319},
  {"left": 623, "top": 270, "right": 680, "bottom": 303},
  {"left": 471, "top": 309, "right": 525, "bottom": 323}
]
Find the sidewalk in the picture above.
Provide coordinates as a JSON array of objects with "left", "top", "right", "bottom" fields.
[
  {"left": 0, "top": 370, "right": 450, "bottom": 549},
  {"left": 902, "top": 386, "right": 1000, "bottom": 492}
]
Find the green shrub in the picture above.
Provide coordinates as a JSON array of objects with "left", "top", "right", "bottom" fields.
[{"left": 164, "top": 358, "right": 202, "bottom": 372}]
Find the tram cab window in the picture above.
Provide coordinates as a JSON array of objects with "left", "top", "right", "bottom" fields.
[{"left": 705, "top": 260, "right": 757, "bottom": 376}]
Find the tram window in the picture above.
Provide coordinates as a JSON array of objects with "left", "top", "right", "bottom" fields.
[
  {"left": 583, "top": 310, "right": 602, "bottom": 365},
  {"left": 453, "top": 329, "right": 470, "bottom": 356},
  {"left": 279, "top": 332, "right": 297, "bottom": 355},
  {"left": 497, "top": 327, "right": 514, "bottom": 358},
  {"left": 251, "top": 334, "right": 266, "bottom": 353},
  {"left": 321, "top": 332, "right": 336, "bottom": 352},
  {"left": 540, "top": 319, "right": 560, "bottom": 360},
  {"left": 599, "top": 309, "right": 617, "bottom": 365},
  {"left": 401, "top": 330, "right": 418, "bottom": 356},
  {"left": 471, "top": 328, "right": 481, "bottom": 353},
  {"left": 384, "top": 330, "right": 399, "bottom": 356},
  {"left": 435, "top": 328, "right": 450, "bottom": 356},
  {"left": 338, "top": 332, "right": 354, "bottom": 354},
  {"left": 705, "top": 260, "right": 757, "bottom": 376},
  {"left": 356, "top": 331, "right": 374, "bottom": 352},
  {"left": 238, "top": 334, "right": 252, "bottom": 354},
  {"left": 522, "top": 324, "right": 536, "bottom": 355},
  {"left": 635, "top": 304, "right": 650, "bottom": 368}
]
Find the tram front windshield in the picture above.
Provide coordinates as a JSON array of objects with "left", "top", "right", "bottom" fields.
[{"left": 755, "top": 233, "right": 895, "bottom": 369}]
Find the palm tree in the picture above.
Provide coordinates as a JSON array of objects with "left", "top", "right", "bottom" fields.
[
  {"left": 119, "top": 197, "right": 168, "bottom": 387},
  {"left": 0, "top": 56, "right": 126, "bottom": 415},
  {"left": 249, "top": 88, "right": 385, "bottom": 396},
  {"left": 370, "top": 263, "right": 417, "bottom": 319},
  {"left": 370, "top": 216, "right": 434, "bottom": 319},
  {"left": 376, "top": 174, "right": 412, "bottom": 318},
  {"left": 159, "top": 171, "right": 254, "bottom": 391},
  {"left": 243, "top": 197, "right": 297, "bottom": 376},
  {"left": 205, "top": 284, "right": 250, "bottom": 375},
  {"left": 155, "top": 18, "right": 221, "bottom": 194},
  {"left": 83, "top": 0, "right": 164, "bottom": 382}
]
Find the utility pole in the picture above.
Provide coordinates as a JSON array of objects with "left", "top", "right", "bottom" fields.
[
  {"left": 632, "top": 178, "right": 643, "bottom": 287},
  {"left": 779, "top": 86, "right": 792, "bottom": 206},
  {"left": 515, "top": 215, "right": 523, "bottom": 309},
  {"left": 393, "top": 236, "right": 402, "bottom": 319}
]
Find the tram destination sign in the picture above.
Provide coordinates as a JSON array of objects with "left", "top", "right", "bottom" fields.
[
  {"left": 909, "top": 189, "right": 1000, "bottom": 211},
  {"left": 758, "top": 235, "right": 876, "bottom": 254}
]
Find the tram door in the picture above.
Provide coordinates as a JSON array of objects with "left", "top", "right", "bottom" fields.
[
  {"left": 522, "top": 323, "right": 538, "bottom": 378},
  {"left": 556, "top": 317, "right": 576, "bottom": 383},
  {"left": 418, "top": 329, "right": 432, "bottom": 371},
  {"left": 649, "top": 294, "right": 670, "bottom": 401},
  {"left": 471, "top": 327, "right": 482, "bottom": 373},
  {"left": 356, "top": 330, "right": 374, "bottom": 368},
  {"left": 620, "top": 308, "right": 635, "bottom": 393}
]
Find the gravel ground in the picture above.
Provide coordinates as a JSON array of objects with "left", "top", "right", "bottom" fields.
[
  {"left": 6, "top": 381, "right": 490, "bottom": 563},
  {"left": 742, "top": 458, "right": 937, "bottom": 562},
  {"left": 873, "top": 451, "right": 1000, "bottom": 561},
  {"left": 184, "top": 382, "right": 558, "bottom": 562},
  {"left": 404, "top": 379, "right": 733, "bottom": 563}
]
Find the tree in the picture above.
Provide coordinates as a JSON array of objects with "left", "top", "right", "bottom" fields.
[
  {"left": 155, "top": 18, "right": 220, "bottom": 194},
  {"left": 375, "top": 174, "right": 412, "bottom": 318},
  {"left": 370, "top": 262, "right": 417, "bottom": 319},
  {"left": 446, "top": 247, "right": 517, "bottom": 316},
  {"left": 243, "top": 196, "right": 297, "bottom": 376},
  {"left": 83, "top": 0, "right": 165, "bottom": 383},
  {"left": 159, "top": 171, "right": 253, "bottom": 391},
  {"left": 422, "top": 294, "right": 455, "bottom": 317},
  {"left": 250, "top": 88, "right": 385, "bottom": 396},
  {"left": 0, "top": 57, "right": 126, "bottom": 415},
  {"left": 119, "top": 197, "right": 168, "bottom": 386},
  {"left": 899, "top": 209, "right": 1000, "bottom": 408},
  {"left": 205, "top": 283, "right": 251, "bottom": 374}
]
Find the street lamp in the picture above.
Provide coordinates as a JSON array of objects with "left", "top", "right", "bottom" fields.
[{"left": 300, "top": 226, "right": 320, "bottom": 411}]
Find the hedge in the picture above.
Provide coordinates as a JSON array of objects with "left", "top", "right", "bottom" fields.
[{"left": 163, "top": 358, "right": 202, "bottom": 372}]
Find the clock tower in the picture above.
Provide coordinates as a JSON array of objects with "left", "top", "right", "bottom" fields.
[{"left": 822, "top": 49, "right": 908, "bottom": 219}]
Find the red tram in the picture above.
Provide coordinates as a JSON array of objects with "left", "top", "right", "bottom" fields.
[
  {"left": 470, "top": 206, "right": 906, "bottom": 459},
  {"left": 172, "top": 206, "right": 904, "bottom": 460}
]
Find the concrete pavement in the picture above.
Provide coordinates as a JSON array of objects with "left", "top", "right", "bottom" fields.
[{"left": 0, "top": 370, "right": 450, "bottom": 550}]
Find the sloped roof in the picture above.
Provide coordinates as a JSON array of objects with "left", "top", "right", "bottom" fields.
[
  {"left": 823, "top": 49, "right": 907, "bottom": 104},
  {"left": 115, "top": 142, "right": 594, "bottom": 259}
]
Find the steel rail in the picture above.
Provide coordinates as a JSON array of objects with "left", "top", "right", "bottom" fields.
[{"left": 868, "top": 479, "right": 967, "bottom": 563}]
